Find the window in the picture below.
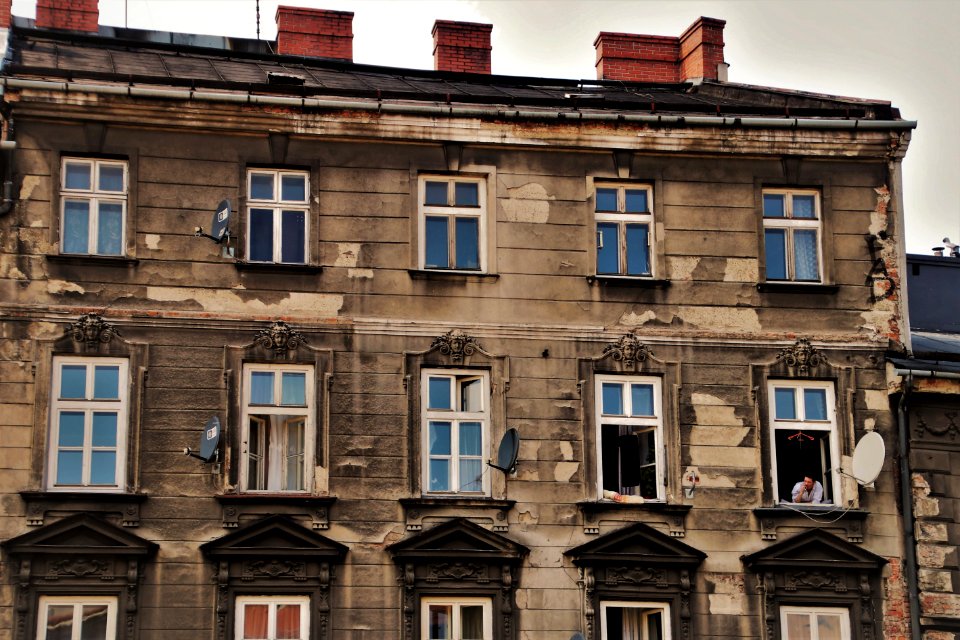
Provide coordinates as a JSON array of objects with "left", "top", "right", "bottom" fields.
[
  {"left": 419, "top": 176, "right": 485, "bottom": 271},
  {"left": 600, "top": 601, "right": 671, "bottom": 640},
  {"left": 596, "top": 375, "right": 663, "bottom": 501},
  {"left": 247, "top": 169, "right": 309, "bottom": 264},
  {"left": 763, "top": 189, "right": 822, "bottom": 282},
  {"left": 421, "top": 597, "right": 492, "bottom": 640},
  {"left": 60, "top": 158, "right": 127, "bottom": 256},
  {"left": 595, "top": 184, "right": 654, "bottom": 277},
  {"left": 780, "top": 606, "right": 850, "bottom": 640},
  {"left": 47, "top": 357, "right": 129, "bottom": 491},
  {"left": 422, "top": 369, "right": 489, "bottom": 495},
  {"left": 235, "top": 596, "right": 309, "bottom": 640},
  {"left": 240, "top": 364, "right": 315, "bottom": 492},
  {"left": 768, "top": 380, "right": 839, "bottom": 505},
  {"left": 37, "top": 596, "right": 117, "bottom": 640}
]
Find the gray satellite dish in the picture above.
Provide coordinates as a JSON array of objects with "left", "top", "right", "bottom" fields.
[
  {"left": 570, "top": 634, "right": 586, "bottom": 640},
  {"left": 194, "top": 199, "right": 231, "bottom": 244},
  {"left": 488, "top": 428, "right": 520, "bottom": 474},
  {"left": 184, "top": 415, "right": 220, "bottom": 463},
  {"left": 850, "top": 431, "right": 884, "bottom": 485}
]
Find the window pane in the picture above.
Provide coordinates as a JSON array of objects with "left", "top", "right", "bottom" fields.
[
  {"left": 647, "top": 610, "right": 664, "bottom": 640},
  {"left": 625, "top": 189, "right": 648, "bottom": 213},
  {"left": 455, "top": 182, "right": 479, "bottom": 207},
  {"left": 429, "top": 422, "right": 451, "bottom": 455},
  {"left": 61, "top": 365, "right": 87, "bottom": 398},
  {"left": 280, "top": 210, "right": 306, "bottom": 263},
  {"left": 804, "top": 388, "right": 828, "bottom": 420},
  {"left": 460, "top": 458, "right": 483, "bottom": 492},
  {"left": 425, "top": 181, "right": 448, "bottom": 206},
  {"left": 429, "top": 459, "right": 450, "bottom": 492},
  {"left": 46, "top": 604, "right": 75, "bottom": 640},
  {"left": 454, "top": 217, "right": 479, "bottom": 269},
  {"left": 428, "top": 377, "right": 451, "bottom": 410},
  {"left": 625, "top": 224, "right": 650, "bottom": 275},
  {"left": 794, "top": 230, "right": 820, "bottom": 281},
  {"left": 763, "top": 193, "right": 785, "bottom": 217},
  {"left": 793, "top": 195, "right": 816, "bottom": 219},
  {"left": 92, "top": 412, "right": 117, "bottom": 446},
  {"left": 250, "top": 173, "right": 274, "bottom": 200},
  {"left": 284, "top": 418, "right": 305, "bottom": 491},
  {"left": 242, "top": 604, "right": 269, "bottom": 639},
  {"left": 281, "top": 372, "right": 306, "bottom": 406},
  {"left": 276, "top": 603, "right": 302, "bottom": 639},
  {"left": 596, "top": 222, "right": 620, "bottom": 274},
  {"left": 56, "top": 451, "right": 83, "bottom": 485},
  {"left": 247, "top": 417, "right": 263, "bottom": 490},
  {"left": 281, "top": 174, "right": 307, "bottom": 202},
  {"left": 93, "top": 365, "right": 120, "bottom": 399},
  {"left": 460, "top": 422, "right": 482, "bottom": 456},
  {"left": 249, "top": 208, "right": 274, "bottom": 262},
  {"left": 425, "top": 216, "right": 449, "bottom": 268},
  {"left": 250, "top": 372, "right": 275, "bottom": 405},
  {"left": 817, "top": 613, "right": 843, "bottom": 640},
  {"left": 97, "top": 202, "right": 123, "bottom": 255},
  {"left": 90, "top": 451, "right": 117, "bottom": 485},
  {"left": 764, "top": 228, "right": 787, "bottom": 279},
  {"left": 58, "top": 412, "right": 85, "bottom": 446},
  {"left": 630, "top": 384, "right": 654, "bottom": 416},
  {"left": 460, "top": 378, "right": 482, "bottom": 412},
  {"left": 99, "top": 165, "right": 124, "bottom": 192},
  {"left": 80, "top": 603, "right": 109, "bottom": 640},
  {"left": 63, "top": 200, "right": 91, "bottom": 254},
  {"left": 461, "top": 605, "right": 484, "bottom": 640},
  {"left": 596, "top": 187, "right": 617, "bottom": 212},
  {"left": 774, "top": 388, "right": 796, "bottom": 420},
  {"left": 601, "top": 382, "right": 623, "bottom": 415},
  {"left": 428, "top": 604, "right": 451, "bottom": 640},
  {"left": 65, "top": 162, "right": 91, "bottom": 190},
  {"left": 784, "top": 612, "right": 812, "bottom": 640}
]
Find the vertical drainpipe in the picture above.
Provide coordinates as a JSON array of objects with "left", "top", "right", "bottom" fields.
[
  {"left": 0, "top": 15, "right": 16, "bottom": 216},
  {"left": 897, "top": 374, "right": 922, "bottom": 638}
]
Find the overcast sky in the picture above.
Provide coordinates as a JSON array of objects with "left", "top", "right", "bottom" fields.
[{"left": 11, "top": 0, "right": 958, "bottom": 254}]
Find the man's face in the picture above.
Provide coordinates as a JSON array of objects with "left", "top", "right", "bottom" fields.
[{"left": 803, "top": 477, "right": 814, "bottom": 490}]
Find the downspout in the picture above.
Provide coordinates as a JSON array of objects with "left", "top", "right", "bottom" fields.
[
  {"left": 0, "top": 119, "right": 16, "bottom": 216},
  {"left": 897, "top": 373, "right": 922, "bottom": 639}
]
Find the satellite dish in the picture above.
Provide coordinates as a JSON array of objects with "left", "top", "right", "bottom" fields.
[
  {"left": 850, "top": 431, "right": 884, "bottom": 485},
  {"left": 184, "top": 415, "right": 220, "bottom": 463},
  {"left": 570, "top": 634, "right": 586, "bottom": 640},
  {"left": 194, "top": 199, "right": 231, "bottom": 244},
  {"left": 488, "top": 428, "right": 520, "bottom": 474}
]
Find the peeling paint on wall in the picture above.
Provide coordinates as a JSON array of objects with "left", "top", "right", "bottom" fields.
[
  {"left": 559, "top": 441, "right": 573, "bottom": 461},
  {"left": 145, "top": 286, "right": 344, "bottom": 316},
  {"left": 554, "top": 461, "right": 579, "bottom": 482},
  {"left": 705, "top": 573, "right": 746, "bottom": 615},
  {"left": 47, "top": 280, "right": 85, "bottom": 294},
  {"left": 863, "top": 390, "right": 889, "bottom": 411},
  {"left": 502, "top": 182, "right": 552, "bottom": 223},
  {"left": 723, "top": 258, "right": 758, "bottom": 282},
  {"left": 668, "top": 256, "right": 700, "bottom": 281},
  {"left": 618, "top": 310, "right": 657, "bottom": 326},
  {"left": 678, "top": 307, "right": 761, "bottom": 333},
  {"left": 335, "top": 242, "right": 361, "bottom": 267},
  {"left": 348, "top": 268, "right": 373, "bottom": 279},
  {"left": 691, "top": 393, "right": 745, "bottom": 427},
  {"left": 145, "top": 234, "right": 161, "bottom": 250},
  {"left": 18, "top": 175, "right": 40, "bottom": 202}
]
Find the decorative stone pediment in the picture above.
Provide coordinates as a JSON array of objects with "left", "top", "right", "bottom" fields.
[
  {"left": 2, "top": 513, "right": 157, "bottom": 557},
  {"left": 564, "top": 521, "right": 705, "bottom": 569},
  {"left": 742, "top": 528, "right": 886, "bottom": 572},
  {"left": 200, "top": 514, "right": 347, "bottom": 560},
  {"left": 388, "top": 517, "right": 528, "bottom": 562}
]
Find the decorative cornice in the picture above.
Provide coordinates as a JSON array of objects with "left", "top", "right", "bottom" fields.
[
  {"left": 254, "top": 320, "right": 306, "bottom": 356},
  {"left": 67, "top": 313, "right": 120, "bottom": 348},
  {"left": 776, "top": 339, "right": 825, "bottom": 374},
  {"left": 431, "top": 329, "right": 481, "bottom": 364},
  {"left": 603, "top": 332, "right": 653, "bottom": 367}
]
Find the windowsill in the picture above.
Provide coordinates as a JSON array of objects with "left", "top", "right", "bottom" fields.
[
  {"left": 46, "top": 254, "right": 138, "bottom": 267},
  {"left": 401, "top": 497, "right": 516, "bottom": 532},
  {"left": 577, "top": 500, "right": 691, "bottom": 515},
  {"left": 587, "top": 275, "right": 670, "bottom": 288},
  {"left": 400, "top": 497, "right": 515, "bottom": 510},
  {"left": 215, "top": 493, "right": 337, "bottom": 506},
  {"left": 757, "top": 282, "right": 839, "bottom": 294},
  {"left": 408, "top": 269, "right": 499, "bottom": 283},
  {"left": 754, "top": 505, "right": 866, "bottom": 517},
  {"left": 235, "top": 261, "right": 322, "bottom": 274},
  {"left": 20, "top": 490, "right": 148, "bottom": 527},
  {"left": 21, "top": 490, "right": 148, "bottom": 502},
  {"left": 753, "top": 506, "right": 867, "bottom": 542}
]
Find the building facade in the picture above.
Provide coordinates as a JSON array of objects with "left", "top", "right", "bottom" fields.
[{"left": 0, "top": 2, "right": 920, "bottom": 639}]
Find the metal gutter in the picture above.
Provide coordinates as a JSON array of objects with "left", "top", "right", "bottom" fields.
[
  {"left": 893, "top": 368, "right": 960, "bottom": 380},
  {"left": 0, "top": 77, "right": 919, "bottom": 131}
]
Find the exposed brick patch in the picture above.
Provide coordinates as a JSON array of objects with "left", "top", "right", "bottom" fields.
[
  {"left": 36, "top": 0, "right": 98, "bottom": 33},
  {"left": 884, "top": 557, "right": 911, "bottom": 640}
]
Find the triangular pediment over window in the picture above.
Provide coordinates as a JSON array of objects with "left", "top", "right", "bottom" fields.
[
  {"left": 742, "top": 527, "right": 886, "bottom": 572},
  {"left": 564, "top": 521, "right": 706, "bottom": 569},
  {"left": 388, "top": 517, "right": 528, "bottom": 562},
  {"left": 2, "top": 513, "right": 157, "bottom": 557},
  {"left": 200, "top": 514, "right": 348, "bottom": 560}
]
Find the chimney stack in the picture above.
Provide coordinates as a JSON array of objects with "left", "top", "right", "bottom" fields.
[
  {"left": 0, "top": 0, "right": 11, "bottom": 29},
  {"left": 432, "top": 20, "right": 492, "bottom": 74},
  {"left": 595, "top": 17, "right": 726, "bottom": 83},
  {"left": 36, "top": 0, "right": 99, "bottom": 33},
  {"left": 275, "top": 6, "right": 353, "bottom": 61}
]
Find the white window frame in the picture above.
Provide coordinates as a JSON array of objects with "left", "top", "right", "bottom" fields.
[
  {"left": 418, "top": 176, "right": 487, "bottom": 272},
  {"left": 421, "top": 369, "right": 490, "bottom": 496},
  {"left": 594, "top": 183, "right": 655, "bottom": 278},
  {"left": 36, "top": 595, "right": 118, "bottom": 640},
  {"left": 599, "top": 600, "right": 671, "bottom": 640},
  {"left": 234, "top": 595, "right": 309, "bottom": 640},
  {"left": 59, "top": 157, "right": 128, "bottom": 257},
  {"left": 762, "top": 188, "right": 822, "bottom": 283},
  {"left": 768, "top": 380, "right": 840, "bottom": 505},
  {"left": 246, "top": 169, "right": 310, "bottom": 264},
  {"left": 47, "top": 356, "right": 129, "bottom": 491},
  {"left": 595, "top": 375, "right": 664, "bottom": 501},
  {"left": 780, "top": 605, "right": 851, "bottom": 640},
  {"left": 420, "top": 596, "right": 493, "bottom": 640},
  {"left": 240, "top": 363, "right": 315, "bottom": 493}
]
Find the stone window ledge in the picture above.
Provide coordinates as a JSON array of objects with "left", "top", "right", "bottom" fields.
[
  {"left": 753, "top": 506, "right": 868, "bottom": 541},
  {"left": 399, "top": 497, "right": 515, "bottom": 532},
  {"left": 215, "top": 493, "right": 337, "bottom": 529},
  {"left": 586, "top": 275, "right": 670, "bottom": 288},
  {"left": 576, "top": 501, "right": 691, "bottom": 537},
  {"left": 235, "top": 261, "right": 322, "bottom": 274},
  {"left": 46, "top": 254, "right": 139, "bottom": 267},
  {"left": 20, "top": 490, "right": 148, "bottom": 527},
  {"left": 408, "top": 269, "right": 500, "bottom": 283},
  {"left": 757, "top": 282, "right": 839, "bottom": 294}
]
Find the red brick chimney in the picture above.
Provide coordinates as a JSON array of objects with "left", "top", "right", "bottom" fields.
[
  {"left": 0, "top": 0, "right": 11, "bottom": 29},
  {"left": 432, "top": 20, "right": 492, "bottom": 74},
  {"left": 36, "top": 0, "right": 99, "bottom": 33},
  {"left": 275, "top": 6, "right": 353, "bottom": 61},
  {"left": 595, "top": 17, "right": 726, "bottom": 83}
]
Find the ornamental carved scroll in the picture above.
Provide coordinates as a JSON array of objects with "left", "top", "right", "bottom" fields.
[
  {"left": 603, "top": 333, "right": 653, "bottom": 368},
  {"left": 254, "top": 321, "right": 307, "bottom": 356},
  {"left": 67, "top": 313, "right": 120, "bottom": 349},
  {"left": 431, "top": 329, "right": 482, "bottom": 364},
  {"left": 776, "top": 339, "right": 826, "bottom": 375}
]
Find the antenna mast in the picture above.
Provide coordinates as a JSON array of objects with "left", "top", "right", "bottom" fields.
[{"left": 256, "top": 0, "right": 261, "bottom": 40}]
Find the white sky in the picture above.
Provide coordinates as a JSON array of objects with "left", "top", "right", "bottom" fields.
[{"left": 11, "top": 0, "right": 959, "bottom": 254}]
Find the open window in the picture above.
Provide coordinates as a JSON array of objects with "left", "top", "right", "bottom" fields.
[
  {"left": 418, "top": 176, "right": 486, "bottom": 272},
  {"left": 601, "top": 601, "right": 671, "bottom": 640},
  {"left": 596, "top": 375, "right": 663, "bottom": 501}
]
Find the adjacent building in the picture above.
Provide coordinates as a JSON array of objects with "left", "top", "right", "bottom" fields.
[{"left": 0, "top": 1, "right": 920, "bottom": 638}]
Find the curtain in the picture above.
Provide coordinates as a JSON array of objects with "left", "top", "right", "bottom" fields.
[
  {"left": 242, "top": 604, "right": 268, "bottom": 639},
  {"left": 621, "top": 607, "right": 641, "bottom": 640}
]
